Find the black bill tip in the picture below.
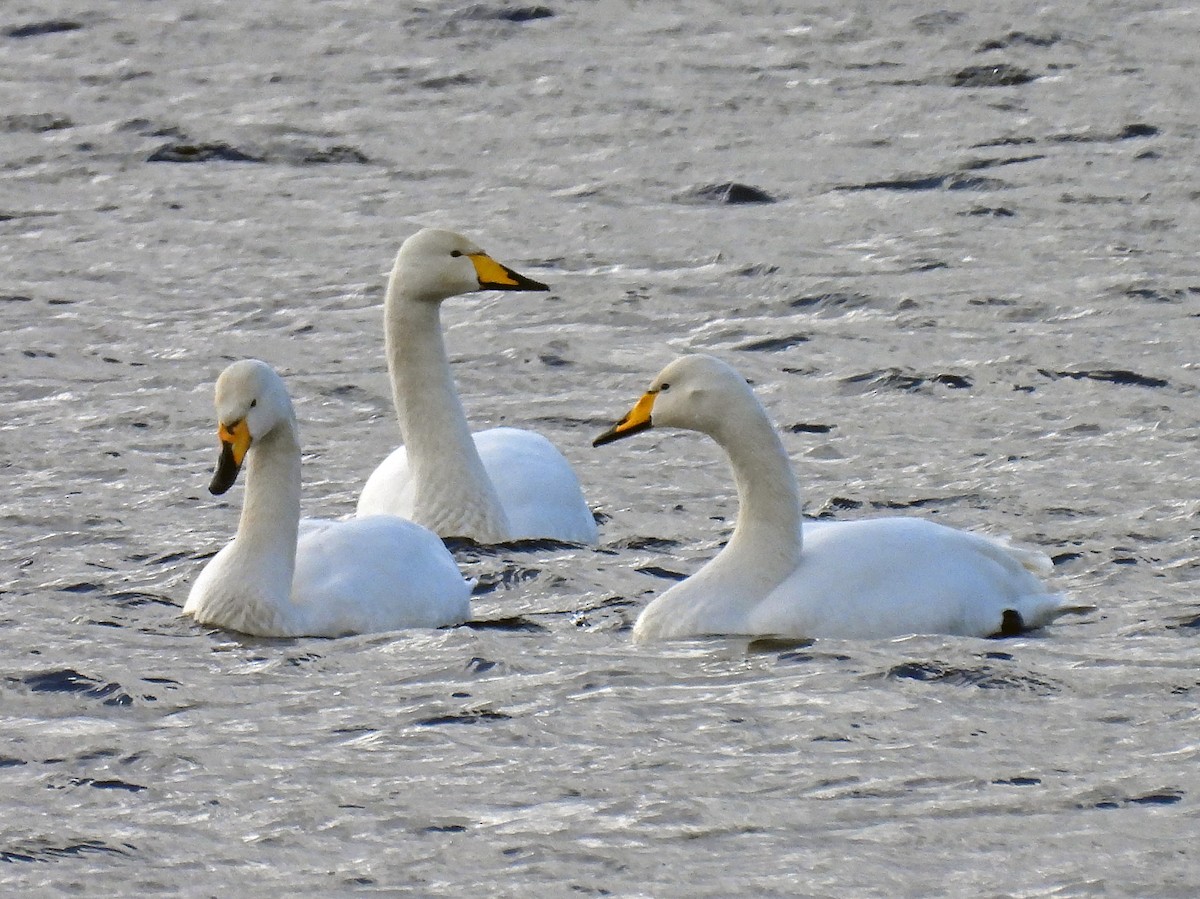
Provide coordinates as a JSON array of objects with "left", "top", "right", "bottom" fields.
[
  {"left": 593, "top": 417, "right": 652, "bottom": 448},
  {"left": 208, "top": 441, "right": 243, "bottom": 495},
  {"left": 487, "top": 264, "right": 549, "bottom": 292}
]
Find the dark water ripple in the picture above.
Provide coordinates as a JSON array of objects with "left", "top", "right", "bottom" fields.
[{"left": 18, "top": 668, "right": 138, "bottom": 707}]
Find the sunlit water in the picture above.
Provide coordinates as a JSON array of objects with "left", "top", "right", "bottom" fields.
[{"left": 2, "top": 1, "right": 1198, "bottom": 894}]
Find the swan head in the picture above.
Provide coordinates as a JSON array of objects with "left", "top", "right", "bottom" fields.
[
  {"left": 207, "top": 360, "right": 294, "bottom": 495},
  {"left": 393, "top": 228, "right": 549, "bottom": 303},
  {"left": 594, "top": 354, "right": 753, "bottom": 446}
]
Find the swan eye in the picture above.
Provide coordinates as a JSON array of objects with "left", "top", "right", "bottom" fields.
[
  {"left": 250, "top": 399, "right": 257, "bottom": 408},
  {"left": 659, "top": 383, "right": 670, "bottom": 391},
  {"left": 450, "top": 250, "right": 463, "bottom": 258}
]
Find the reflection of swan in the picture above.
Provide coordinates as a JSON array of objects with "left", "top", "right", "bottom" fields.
[
  {"left": 356, "top": 228, "right": 598, "bottom": 545},
  {"left": 595, "top": 354, "right": 1066, "bottom": 642},
  {"left": 185, "top": 360, "right": 470, "bottom": 637}
]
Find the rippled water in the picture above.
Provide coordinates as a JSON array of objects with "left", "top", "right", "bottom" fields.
[{"left": 3, "top": 0, "right": 1199, "bottom": 894}]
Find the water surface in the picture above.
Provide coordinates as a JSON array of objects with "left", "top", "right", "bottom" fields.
[{"left": 2, "top": 1, "right": 1198, "bottom": 895}]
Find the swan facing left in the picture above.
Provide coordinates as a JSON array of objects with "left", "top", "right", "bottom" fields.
[
  {"left": 595, "top": 354, "right": 1068, "bottom": 643},
  {"left": 184, "top": 360, "right": 471, "bottom": 638}
]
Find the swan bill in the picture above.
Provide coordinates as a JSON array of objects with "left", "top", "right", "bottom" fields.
[
  {"left": 470, "top": 253, "right": 549, "bottom": 291},
  {"left": 210, "top": 420, "right": 251, "bottom": 495},
  {"left": 594, "top": 391, "right": 656, "bottom": 447}
]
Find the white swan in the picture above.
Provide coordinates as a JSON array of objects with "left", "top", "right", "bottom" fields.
[
  {"left": 356, "top": 228, "right": 598, "bottom": 545},
  {"left": 185, "top": 360, "right": 471, "bottom": 638},
  {"left": 594, "top": 354, "right": 1067, "bottom": 643}
]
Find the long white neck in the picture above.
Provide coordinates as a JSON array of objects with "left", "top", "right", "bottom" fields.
[
  {"left": 670, "top": 398, "right": 804, "bottom": 608},
  {"left": 635, "top": 394, "right": 804, "bottom": 640},
  {"left": 718, "top": 404, "right": 803, "bottom": 559},
  {"left": 384, "top": 270, "right": 511, "bottom": 541},
  {"left": 221, "top": 422, "right": 301, "bottom": 631}
]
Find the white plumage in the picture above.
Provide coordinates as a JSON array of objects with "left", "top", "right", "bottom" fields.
[
  {"left": 185, "top": 360, "right": 470, "bottom": 638},
  {"left": 357, "top": 228, "right": 598, "bottom": 545},
  {"left": 594, "top": 354, "right": 1067, "bottom": 643}
]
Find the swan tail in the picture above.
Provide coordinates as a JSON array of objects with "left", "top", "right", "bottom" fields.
[
  {"left": 972, "top": 531, "right": 1054, "bottom": 577},
  {"left": 972, "top": 533, "right": 1069, "bottom": 632},
  {"left": 1006, "top": 591, "right": 1071, "bottom": 631}
]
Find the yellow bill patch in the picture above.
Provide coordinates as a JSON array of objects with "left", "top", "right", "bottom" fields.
[
  {"left": 620, "top": 391, "right": 657, "bottom": 431},
  {"left": 469, "top": 253, "right": 549, "bottom": 291},
  {"left": 218, "top": 419, "right": 252, "bottom": 466},
  {"left": 593, "top": 390, "right": 657, "bottom": 447}
]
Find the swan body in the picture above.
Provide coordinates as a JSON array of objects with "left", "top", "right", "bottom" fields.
[
  {"left": 361, "top": 427, "right": 598, "bottom": 543},
  {"left": 185, "top": 360, "right": 470, "bottom": 638},
  {"left": 356, "top": 228, "right": 598, "bottom": 545},
  {"left": 594, "top": 354, "right": 1066, "bottom": 643}
]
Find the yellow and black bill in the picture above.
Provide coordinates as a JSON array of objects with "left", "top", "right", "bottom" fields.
[
  {"left": 593, "top": 390, "right": 657, "bottom": 447},
  {"left": 209, "top": 419, "right": 251, "bottom": 495},
  {"left": 470, "top": 253, "right": 549, "bottom": 291}
]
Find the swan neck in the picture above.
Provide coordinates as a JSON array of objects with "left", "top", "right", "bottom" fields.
[
  {"left": 234, "top": 421, "right": 301, "bottom": 598},
  {"left": 383, "top": 271, "right": 510, "bottom": 539},
  {"left": 712, "top": 403, "right": 803, "bottom": 560},
  {"left": 385, "top": 292, "right": 462, "bottom": 441}
]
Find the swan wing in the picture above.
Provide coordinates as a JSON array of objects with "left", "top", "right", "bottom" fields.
[
  {"left": 747, "top": 517, "right": 1064, "bottom": 639},
  {"left": 473, "top": 427, "right": 598, "bottom": 544},
  {"left": 358, "top": 428, "right": 597, "bottom": 544},
  {"left": 292, "top": 516, "right": 470, "bottom": 635},
  {"left": 356, "top": 446, "right": 418, "bottom": 519}
]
